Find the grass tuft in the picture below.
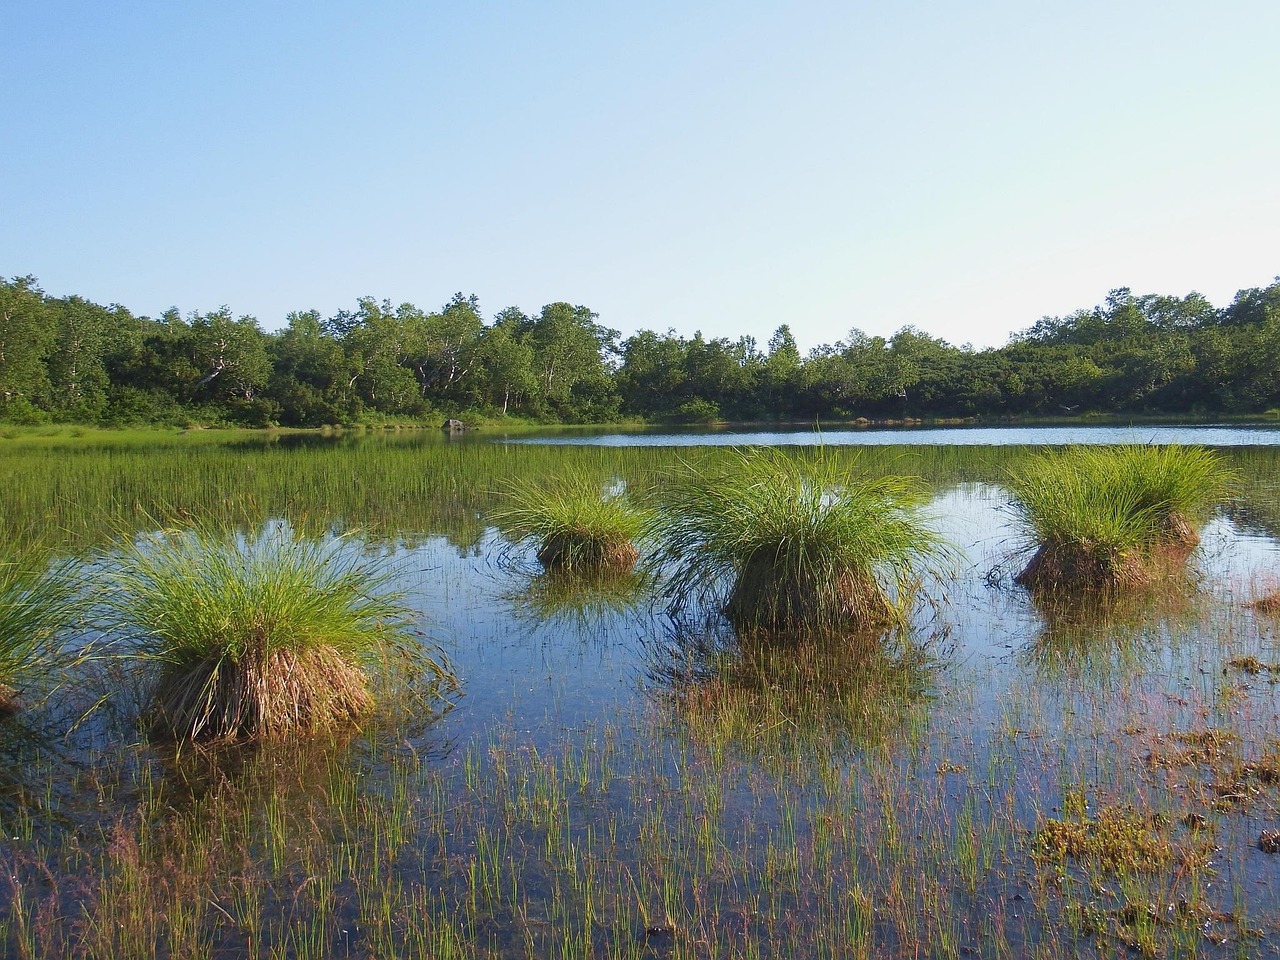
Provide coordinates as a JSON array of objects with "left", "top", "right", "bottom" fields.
[
  {"left": 100, "top": 523, "right": 454, "bottom": 743},
  {"left": 1008, "top": 445, "right": 1230, "bottom": 593},
  {"left": 648, "top": 447, "right": 945, "bottom": 633},
  {"left": 491, "top": 473, "right": 646, "bottom": 573}
]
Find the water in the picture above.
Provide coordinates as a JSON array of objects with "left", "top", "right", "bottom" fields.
[{"left": 508, "top": 421, "right": 1280, "bottom": 447}]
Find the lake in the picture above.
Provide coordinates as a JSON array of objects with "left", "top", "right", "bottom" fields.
[{"left": 1, "top": 426, "right": 1279, "bottom": 958}]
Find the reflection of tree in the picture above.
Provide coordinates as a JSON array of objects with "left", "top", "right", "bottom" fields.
[
  {"left": 1021, "top": 585, "right": 1198, "bottom": 687},
  {"left": 1223, "top": 500, "right": 1280, "bottom": 542},
  {"left": 645, "top": 624, "right": 938, "bottom": 760}
]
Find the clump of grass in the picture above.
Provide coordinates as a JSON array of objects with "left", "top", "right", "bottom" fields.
[
  {"left": 0, "top": 553, "right": 75, "bottom": 714},
  {"left": 1249, "top": 590, "right": 1280, "bottom": 614},
  {"left": 492, "top": 474, "right": 645, "bottom": 573},
  {"left": 101, "top": 523, "right": 454, "bottom": 743},
  {"left": 1008, "top": 445, "right": 1230, "bottom": 593},
  {"left": 648, "top": 448, "right": 944, "bottom": 633}
]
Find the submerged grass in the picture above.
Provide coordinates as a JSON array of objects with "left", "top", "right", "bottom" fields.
[
  {"left": 99, "top": 522, "right": 455, "bottom": 743},
  {"left": 491, "top": 473, "right": 646, "bottom": 573},
  {"left": 648, "top": 447, "right": 946, "bottom": 633},
  {"left": 1008, "top": 445, "right": 1231, "bottom": 593}
]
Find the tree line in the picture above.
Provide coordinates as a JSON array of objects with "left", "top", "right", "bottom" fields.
[{"left": 2, "top": 274, "right": 1278, "bottom": 427}]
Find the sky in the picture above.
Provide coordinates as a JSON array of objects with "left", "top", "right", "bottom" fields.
[{"left": 4, "top": 1, "right": 1278, "bottom": 352}]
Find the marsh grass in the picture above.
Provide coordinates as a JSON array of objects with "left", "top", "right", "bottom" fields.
[
  {"left": 99, "top": 522, "right": 455, "bottom": 743},
  {"left": 649, "top": 447, "right": 946, "bottom": 633},
  {"left": 0, "top": 552, "right": 77, "bottom": 714},
  {"left": 1009, "top": 445, "right": 1231, "bottom": 593},
  {"left": 3, "top": 435, "right": 1280, "bottom": 959},
  {"left": 491, "top": 473, "right": 646, "bottom": 573}
]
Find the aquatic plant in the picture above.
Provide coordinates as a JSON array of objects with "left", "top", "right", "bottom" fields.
[
  {"left": 101, "top": 523, "right": 454, "bottom": 743},
  {"left": 648, "top": 447, "right": 945, "bottom": 632},
  {"left": 0, "top": 553, "right": 74, "bottom": 713},
  {"left": 492, "top": 473, "right": 646, "bottom": 573},
  {"left": 1008, "top": 445, "right": 1229, "bottom": 592}
]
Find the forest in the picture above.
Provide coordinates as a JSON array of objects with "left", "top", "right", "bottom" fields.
[{"left": 2, "top": 273, "right": 1278, "bottom": 427}]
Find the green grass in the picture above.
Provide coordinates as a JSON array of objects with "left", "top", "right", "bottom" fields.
[
  {"left": 491, "top": 473, "right": 647, "bottom": 573},
  {"left": 0, "top": 552, "right": 75, "bottom": 713},
  {"left": 98, "top": 522, "right": 455, "bottom": 743},
  {"left": 1008, "top": 445, "right": 1231, "bottom": 592},
  {"left": 648, "top": 447, "right": 946, "bottom": 632}
]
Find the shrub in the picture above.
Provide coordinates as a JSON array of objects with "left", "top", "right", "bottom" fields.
[
  {"left": 1008, "top": 445, "right": 1230, "bottom": 593},
  {"left": 492, "top": 474, "right": 645, "bottom": 573},
  {"left": 648, "top": 447, "right": 945, "bottom": 633},
  {"left": 101, "top": 524, "right": 454, "bottom": 743}
]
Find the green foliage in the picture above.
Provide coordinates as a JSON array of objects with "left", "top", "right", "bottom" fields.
[
  {"left": 10, "top": 272, "right": 1280, "bottom": 426},
  {"left": 1008, "top": 445, "right": 1231, "bottom": 591},
  {"left": 100, "top": 523, "right": 454, "bottom": 742},
  {"left": 492, "top": 474, "right": 646, "bottom": 573},
  {"left": 0, "top": 553, "right": 75, "bottom": 711},
  {"left": 649, "top": 447, "right": 945, "bottom": 632}
]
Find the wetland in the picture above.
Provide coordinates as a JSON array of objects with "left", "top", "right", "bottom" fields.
[{"left": 2, "top": 424, "right": 1280, "bottom": 958}]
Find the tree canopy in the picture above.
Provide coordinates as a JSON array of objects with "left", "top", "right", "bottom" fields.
[{"left": 2, "top": 274, "right": 1278, "bottom": 426}]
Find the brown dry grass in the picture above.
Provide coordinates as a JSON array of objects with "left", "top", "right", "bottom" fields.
[
  {"left": 724, "top": 554, "right": 896, "bottom": 632},
  {"left": 536, "top": 534, "right": 640, "bottom": 573},
  {"left": 1015, "top": 539, "right": 1152, "bottom": 593},
  {"left": 153, "top": 645, "right": 375, "bottom": 742}
]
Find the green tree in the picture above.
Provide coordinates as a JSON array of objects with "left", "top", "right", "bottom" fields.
[
  {"left": 0, "top": 276, "right": 55, "bottom": 420},
  {"left": 475, "top": 314, "right": 536, "bottom": 415},
  {"left": 519, "top": 303, "right": 620, "bottom": 421}
]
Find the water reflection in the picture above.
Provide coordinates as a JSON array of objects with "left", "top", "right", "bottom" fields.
[
  {"left": 645, "top": 622, "right": 941, "bottom": 760},
  {"left": 504, "top": 567, "right": 655, "bottom": 635},
  {"left": 1020, "top": 587, "right": 1199, "bottom": 687}
]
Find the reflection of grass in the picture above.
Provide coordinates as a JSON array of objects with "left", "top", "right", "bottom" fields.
[
  {"left": 507, "top": 567, "right": 653, "bottom": 630},
  {"left": 649, "top": 448, "right": 945, "bottom": 633},
  {"left": 100, "top": 523, "right": 455, "bottom": 743},
  {"left": 647, "top": 624, "right": 935, "bottom": 757},
  {"left": 1009, "top": 445, "right": 1230, "bottom": 593},
  {"left": 491, "top": 474, "right": 645, "bottom": 573},
  {"left": 1022, "top": 583, "right": 1196, "bottom": 685}
]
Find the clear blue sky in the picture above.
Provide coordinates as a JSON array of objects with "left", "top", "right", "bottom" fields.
[{"left": 5, "top": 1, "right": 1278, "bottom": 351}]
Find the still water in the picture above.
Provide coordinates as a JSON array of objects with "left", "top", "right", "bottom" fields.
[{"left": 508, "top": 421, "right": 1280, "bottom": 447}]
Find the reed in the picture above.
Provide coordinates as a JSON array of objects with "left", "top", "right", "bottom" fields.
[
  {"left": 1008, "top": 445, "right": 1230, "bottom": 592},
  {"left": 99, "top": 522, "right": 455, "bottom": 742},
  {"left": 648, "top": 447, "right": 945, "bottom": 632}
]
